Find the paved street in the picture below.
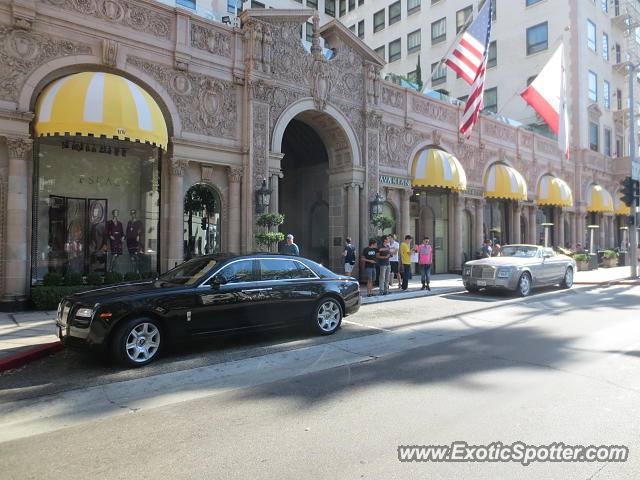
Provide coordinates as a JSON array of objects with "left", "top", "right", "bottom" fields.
[{"left": 1, "top": 283, "right": 639, "bottom": 479}]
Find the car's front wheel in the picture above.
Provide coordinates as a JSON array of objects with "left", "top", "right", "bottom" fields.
[
  {"left": 517, "top": 272, "right": 532, "bottom": 297},
  {"left": 561, "top": 267, "right": 574, "bottom": 289},
  {"left": 311, "top": 297, "right": 343, "bottom": 335},
  {"left": 465, "top": 284, "right": 480, "bottom": 293},
  {"left": 111, "top": 317, "right": 162, "bottom": 367}
]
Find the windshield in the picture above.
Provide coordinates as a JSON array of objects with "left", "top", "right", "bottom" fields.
[
  {"left": 158, "top": 258, "right": 218, "bottom": 285},
  {"left": 500, "top": 246, "right": 539, "bottom": 258}
]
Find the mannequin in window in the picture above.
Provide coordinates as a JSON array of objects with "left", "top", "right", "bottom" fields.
[
  {"left": 126, "top": 209, "right": 143, "bottom": 273},
  {"left": 106, "top": 209, "right": 124, "bottom": 272}
]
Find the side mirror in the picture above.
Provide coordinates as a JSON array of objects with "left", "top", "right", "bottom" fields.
[{"left": 210, "top": 275, "right": 228, "bottom": 287}]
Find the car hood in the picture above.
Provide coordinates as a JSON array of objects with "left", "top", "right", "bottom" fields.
[
  {"left": 464, "top": 257, "right": 538, "bottom": 267},
  {"left": 65, "top": 280, "right": 188, "bottom": 304}
]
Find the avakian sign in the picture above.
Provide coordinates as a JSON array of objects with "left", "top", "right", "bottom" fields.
[{"left": 379, "top": 175, "right": 411, "bottom": 187}]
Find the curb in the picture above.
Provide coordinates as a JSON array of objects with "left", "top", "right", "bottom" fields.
[
  {"left": 574, "top": 280, "right": 640, "bottom": 286},
  {"left": 0, "top": 341, "right": 63, "bottom": 373}
]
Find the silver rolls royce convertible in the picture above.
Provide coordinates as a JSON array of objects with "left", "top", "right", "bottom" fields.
[{"left": 462, "top": 245, "right": 577, "bottom": 297}]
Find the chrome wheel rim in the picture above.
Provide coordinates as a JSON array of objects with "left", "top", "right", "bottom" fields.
[
  {"left": 125, "top": 322, "right": 160, "bottom": 363},
  {"left": 565, "top": 268, "right": 573, "bottom": 287},
  {"left": 519, "top": 274, "right": 531, "bottom": 296},
  {"left": 317, "top": 300, "right": 341, "bottom": 332}
]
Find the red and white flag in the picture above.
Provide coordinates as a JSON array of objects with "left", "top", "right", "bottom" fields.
[
  {"left": 444, "top": 0, "right": 493, "bottom": 135},
  {"left": 521, "top": 43, "right": 570, "bottom": 159}
]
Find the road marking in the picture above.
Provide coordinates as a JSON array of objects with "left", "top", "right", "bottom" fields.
[{"left": 342, "top": 320, "right": 393, "bottom": 332}]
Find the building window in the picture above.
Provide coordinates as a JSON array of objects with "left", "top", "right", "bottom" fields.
[
  {"left": 604, "top": 80, "right": 611, "bottom": 109},
  {"left": 389, "top": 1, "right": 401, "bottom": 25},
  {"left": 348, "top": 0, "right": 355, "bottom": 11},
  {"left": 358, "top": 20, "right": 365, "bottom": 39},
  {"left": 588, "top": 71, "right": 598, "bottom": 102},
  {"left": 374, "top": 45, "right": 385, "bottom": 60},
  {"left": 616, "top": 137, "right": 622, "bottom": 157},
  {"left": 589, "top": 122, "right": 599, "bottom": 152},
  {"left": 458, "top": 95, "right": 469, "bottom": 103},
  {"left": 526, "top": 0, "right": 542, "bottom": 5},
  {"left": 251, "top": 0, "right": 265, "bottom": 6},
  {"left": 527, "top": 22, "right": 548, "bottom": 55},
  {"left": 431, "top": 17, "right": 446, "bottom": 44},
  {"left": 617, "top": 88, "right": 623, "bottom": 110},
  {"left": 431, "top": 62, "right": 446, "bottom": 86},
  {"left": 339, "top": 0, "right": 346, "bottom": 16},
  {"left": 604, "top": 128, "right": 612, "bottom": 156},
  {"left": 527, "top": 75, "right": 537, "bottom": 86},
  {"left": 487, "top": 41, "right": 497, "bottom": 68},
  {"left": 359, "top": 0, "right": 364, "bottom": 5},
  {"left": 307, "top": 0, "right": 318, "bottom": 8},
  {"left": 349, "top": 24, "right": 356, "bottom": 34},
  {"left": 374, "top": 9, "right": 385, "bottom": 32},
  {"left": 587, "top": 20, "right": 596, "bottom": 51},
  {"left": 177, "top": 0, "right": 195, "bottom": 9},
  {"left": 408, "top": 0, "right": 421, "bottom": 15},
  {"left": 456, "top": 6, "right": 473, "bottom": 33},
  {"left": 601, "top": 0, "right": 608, "bottom": 13},
  {"left": 483, "top": 87, "right": 497, "bottom": 113},
  {"left": 602, "top": 33, "right": 609, "bottom": 60},
  {"left": 407, "top": 29, "right": 421, "bottom": 54},
  {"left": 306, "top": 22, "right": 313, "bottom": 42},
  {"left": 227, "top": 0, "right": 242, "bottom": 14},
  {"left": 615, "top": 43, "right": 621, "bottom": 63},
  {"left": 325, "top": 0, "right": 336, "bottom": 16},
  {"left": 389, "top": 38, "right": 401, "bottom": 62}
]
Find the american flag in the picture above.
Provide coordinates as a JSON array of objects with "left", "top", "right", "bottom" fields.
[{"left": 444, "top": 0, "right": 493, "bottom": 135}]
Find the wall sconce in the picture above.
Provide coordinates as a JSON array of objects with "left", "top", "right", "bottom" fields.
[
  {"left": 255, "top": 178, "right": 272, "bottom": 214},
  {"left": 370, "top": 192, "right": 384, "bottom": 219}
]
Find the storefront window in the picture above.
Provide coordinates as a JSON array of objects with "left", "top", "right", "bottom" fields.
[
  {"left": 33, "top": 138, "right": 160, "bottom": 282},
  {"left": 483, "top": 200, "right": 507, "bottom": 245},
  {"left": 183, "top": 184, "right": 222, "bottom": 260},
  {"left": 536, "top": 206, "right": 555, "bottom": 246}
]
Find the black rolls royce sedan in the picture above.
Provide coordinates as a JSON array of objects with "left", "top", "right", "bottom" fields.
[{"left": 57, "top": 254, "right": 361, "bottom": 367}]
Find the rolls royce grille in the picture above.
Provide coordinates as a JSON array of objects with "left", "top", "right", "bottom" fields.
[{"left": 471, "top": 266, "right": 496, "bottom": 279}]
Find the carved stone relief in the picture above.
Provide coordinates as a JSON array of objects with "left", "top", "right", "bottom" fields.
[
  {"left": 484, "top": 121, "right": 516, "bottom": 143},
  {"left": 378, "top": 122, "right": 428, "bottom": 169},
  {"left": 253, "top": 102, "right": 269, "bottom": 188},
  {"left": 411, "top": 97, "right": 454, "bottom": 123},
  {"left": 127, "top": 56, "right": 238, "bottom": 139},
  {"left": 191, "top": 22, "right": 231, "bottom": 58},
  {"left": 454, "top": 141, "right": 483, "bottom": 185},
  {"left": 102, "top": 39, "right": 118, "bottom": 66},
  {"left": 381, "top": 86, "right": 404, "bottom": 110},
  {"left": 41, "top": 0, "right": 171, "bottom": 39},
  {"left": 0, "top": 26, "right": 92, "bottom": 102}
]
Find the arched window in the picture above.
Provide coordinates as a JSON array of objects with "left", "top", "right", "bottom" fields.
[
  {"left": 382, "top": 201, "right": 397, "bottom": 235},
  {"left": 183, "top": 184, "right": 221, "bottom": 259}
]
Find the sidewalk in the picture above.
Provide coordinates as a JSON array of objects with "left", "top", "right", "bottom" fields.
[{"left": 1, "top": 266, "right": 637, "bottom": 372}]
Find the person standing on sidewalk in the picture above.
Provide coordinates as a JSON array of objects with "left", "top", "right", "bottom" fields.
[
  {"left": 376, "top": 235, "right": 392, "bottom": 295},
  {"left": 360, "top": 238, "right": 378, "bottom": 297},
  {"left": 415, "top": 237, "right": 433, "bottom": 290},
  {"left": 342, "top": 237, "right": 356, "bottom": 275},
  {"left": 389, "top": 234, "right": 400, "bottom": 288},
  {"left": 400, "top": 235, "right": 413, "bottom": 291},
  {"left": 280, "top": 234, "right": 299, "bottom": 256}
]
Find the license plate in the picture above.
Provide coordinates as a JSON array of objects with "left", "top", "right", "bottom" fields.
[{"left": 476, "top": 280, "right": 487, "bottom": 287}]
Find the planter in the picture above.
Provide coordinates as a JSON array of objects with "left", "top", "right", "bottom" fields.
[
  {"left": 575, "top": 259, "right": 590, "bottom": 271},
  {"left": 602, "top": 256, "right": 619, "bottom": 268}
]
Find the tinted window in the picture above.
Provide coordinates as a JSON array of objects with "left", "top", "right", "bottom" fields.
[
  {"left": 260, "top": 259, "right": 303, "bottom": 280},
  {"left": 215, "top": 260, "right": 255, "bottom": 284},
  {"left": 159, "top": 258, "right": 218, "bottom": 285},
  {"left": 295, "top": 261, "right": 317, "bottom": 279}
]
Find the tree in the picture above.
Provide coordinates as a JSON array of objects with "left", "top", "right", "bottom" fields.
[
  {"left": 415, "top": 55, "right": 423, "bottom": 90},
  {"left": 254, "top": 213, "right": 285, "bottom": 252},
  {"left": 184, "top": 184, "right": 217, "bottom": 258},
  {"left": 371, "top": 215, "right": 395, "bottom": 234}
]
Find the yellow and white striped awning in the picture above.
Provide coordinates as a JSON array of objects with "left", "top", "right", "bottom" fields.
[
  {"left": 536, "top": 174, "right": 573, "bottom": 207},
  {"left": 484, "top": 163, "right": 527, "bottom": 201},
  {"left": 586, "top": 184, "right": 614, "bottom": 213},
  {"left": 614, "top": 192, "right": 631, "bottom": 215},
  {"left": 35, "top": 72, "right": 168, "bottom": 149},
  {"left": 411, "top": 149, "right": 467, "bottom": 191}
]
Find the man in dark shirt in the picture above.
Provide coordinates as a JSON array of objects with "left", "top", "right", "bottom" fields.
[
  {"left": 280, "top": 234, "right": 300, "bottom": 256},
  {"left": 360, "top": 238, "right": 378, "bottom": 297},
  {"left": 376, "top": 235, "right": 392, "bottom": 295}
]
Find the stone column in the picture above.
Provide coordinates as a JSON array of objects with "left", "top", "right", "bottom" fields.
[
  {"left": 400, "top": 188, "right": 412, "bottom": 238},
  {"left": 453, "top": 193, "right": 464, "bottom": 271},
  {"left": 168, "top": 157, "right": 188, "bottom": 269},
  {"left": 475, "top": 198, "right": 485, "bottom": 252},
  {"left": 598, "top": 213, "right": 606, "bottom": 250},
  {"left": 513, "top": 202, "right": 523, "bottom": 244},
  {"left": 269, "top": 171, "right": 281, "bottom": 214},
  {"left": 3, "top": 138, "right": 32, "bottom": 302},
  {"left": 228, "top": 167, "right": 242, "bottom": 253},
  {"left": 557, "top": 209, "right": 565, "bottom": 248},
  {"left": 345, "top": 182, "right": 361, "bottom": 276},
  {"left": 529, "top": 205, "right": 537, "bottom": 244}
]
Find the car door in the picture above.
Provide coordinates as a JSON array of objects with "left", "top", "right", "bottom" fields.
[
  {"left": 540, "top": 248, "right": 563, "bottom": 285},
  {"left": 188, "top": 259, "right": 259, "bottom": 335},
  {"left": 257, "top": 258, "right": 323, "bottom": 325}
]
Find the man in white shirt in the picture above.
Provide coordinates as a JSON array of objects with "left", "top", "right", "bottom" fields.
[{"left": 389, "top": 235, "right": 400, "bottom": 288}]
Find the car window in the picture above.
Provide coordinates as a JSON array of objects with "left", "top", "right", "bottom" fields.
[
  {"left": 543, "top": 248, "right": 555, "bottom": 257},
  {"left": 295, "top": 261, "right": 317, "bottom": 279},
  {"left": 500, "top": 246, "right": 537, "bottom": 258},
  {"left": 213, "top": 260, "right": 255, "bottom": 284},
  {"left": 159, "top": 258, "right": 217, "bottom": 285},
  {"left": 260, "top": 259, "right": 302, "bottom": 280}
]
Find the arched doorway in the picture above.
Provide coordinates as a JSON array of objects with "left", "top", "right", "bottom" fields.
[
  {"left": 275, "top": 105, "right": 357, "bottom": 270},
  {"left": 183, "top": 184, "right": 221, "bottom": 259}
]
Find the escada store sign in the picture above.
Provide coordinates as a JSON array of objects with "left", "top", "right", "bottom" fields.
[
  {"left": 61, "top": 140, "right": 128, "bottom": 157},
  {"left": 379, "top": 175, "right": 411, "bottom": 187}
]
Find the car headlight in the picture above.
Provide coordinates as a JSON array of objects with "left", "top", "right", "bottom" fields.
[
  {"left": 75, "top": 307, "right": 95, "bottom": 318},
  {"left": 497, "top": 268, "right": 513, "bottom": 278}
]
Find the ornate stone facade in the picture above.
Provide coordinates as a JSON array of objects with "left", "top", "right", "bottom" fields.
[{"left": 191, "top": 21, "right": 231, "bottom": 58}]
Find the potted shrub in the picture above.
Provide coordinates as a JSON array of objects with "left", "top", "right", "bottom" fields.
[
  {"left": 573, "top": 253, "right": 590, "bottom": 271},
  {"left": 602, "top": 250, "right": 619, "bottom": 268}
]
